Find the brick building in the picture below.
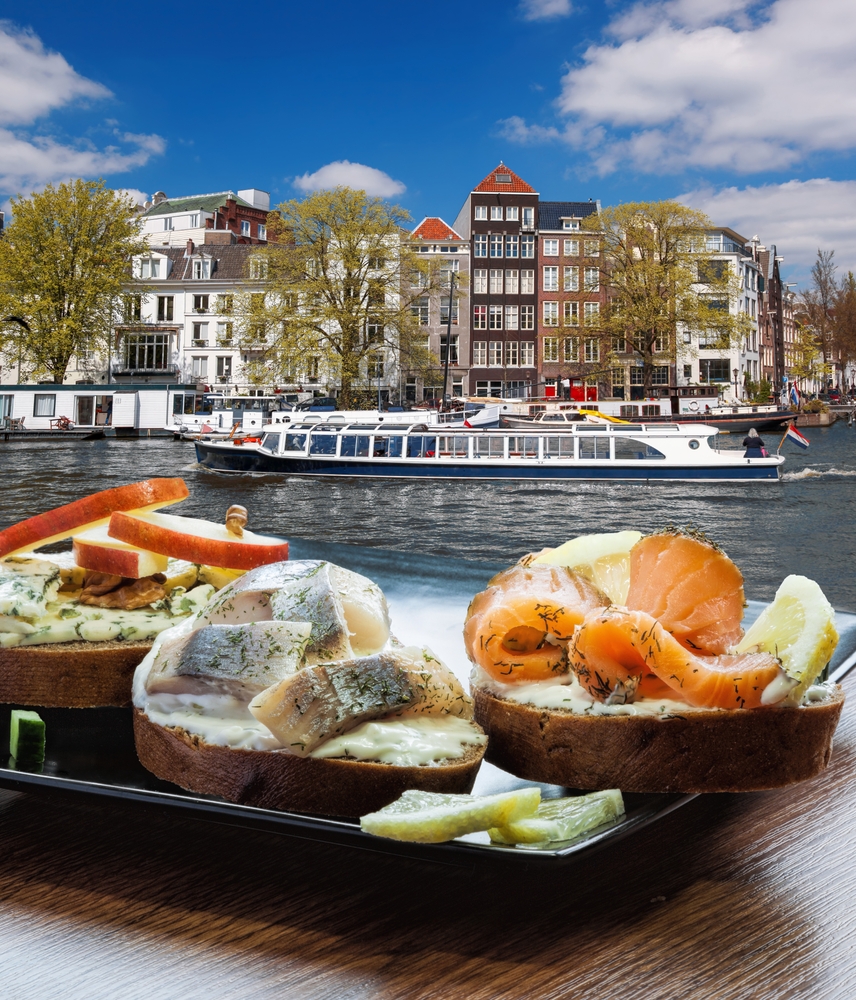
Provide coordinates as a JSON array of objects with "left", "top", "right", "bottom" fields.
[
  {"left": 452, "top": 165, "right": 539, "bottom": 397},
  {"left": 140, "top": 189, "right": 270, "bottom": 248}
]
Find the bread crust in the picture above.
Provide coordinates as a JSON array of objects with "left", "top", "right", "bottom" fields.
[
  {"left": 473, "top": 685, "right": 845, "bottom": 793},
  {"left": 0, "top": 641, "right": 153, "bottom": 708},
  {"left": 133, "top": 708, "right": 486, "bottom": 818}
]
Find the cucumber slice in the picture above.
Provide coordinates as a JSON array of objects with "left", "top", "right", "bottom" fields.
[{"left": 10, "top": 709, "right": 45, "bottom": 764}]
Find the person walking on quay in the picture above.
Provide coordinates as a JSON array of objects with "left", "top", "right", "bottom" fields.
[{"left": 743, "top": 427, "right": 766, "bottom": 457}]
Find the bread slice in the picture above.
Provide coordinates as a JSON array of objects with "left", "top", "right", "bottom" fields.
[
  {"left": 473, "top": 684, "right": 845, "bottom": 793},
  {"left": 0, "top": 641, "right": 153, "bottom": 708},
  {"left": 133, "top": 708, "right": 487, "bottom": 818}
]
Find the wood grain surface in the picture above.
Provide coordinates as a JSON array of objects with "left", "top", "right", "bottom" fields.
[{"left": 2, "top": 674, "right": 855, "bottom": 1000}]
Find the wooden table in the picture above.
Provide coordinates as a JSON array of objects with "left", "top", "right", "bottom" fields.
[{"left": 1, "top": 673, "right": 854, "bottom": 1000}]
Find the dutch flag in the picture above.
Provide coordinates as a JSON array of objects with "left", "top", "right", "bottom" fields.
[
  {"left": 785, "top": 423, "right": 810, "bottom": 449},
  {"left": 790, "top": 383, "right": 801, "bottom": 407}
]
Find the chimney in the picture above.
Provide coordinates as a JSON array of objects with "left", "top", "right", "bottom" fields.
[{"left": 186, "top": 239, "right": 194, "bottom": 255}]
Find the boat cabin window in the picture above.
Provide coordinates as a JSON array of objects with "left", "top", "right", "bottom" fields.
[
  {"left": 309, "top": 433, "right": 338, "bottom": 456},
  {"left": 438, "top": 435, "right": 469, "bottom": 458},
  {"left": 641, "top": 405, "right": 660, "bottom": 417},
  {"left": 283, "top": 432, "right": 308, "bottom": 452},
  {"left": 619, "top": 424, "right": 644, "bottom": 431},
  {"left": 407, "top": 435, "right": 436, "bottom": 458},
  {"left": 475, "top": 436, "right": 505, "bottom": 458},
  {"left": 578, "top": 435, "right": 611, "bottom": 460},
  {"left": 507, "top": 436, "right": 539, "bottom": 458},
  {"left": 261, "top": 432, "right": 281, "bottom": 451},
  {"left": 545, "top": 436, "right": 574, "bottom": 459},
  {"left": 341, "top": 435, "right": 371, "bottom": 458},
  {"left": 620, "top": 405, "right": 639, "bottom": 419},
  {"left": 540, "top": 414, "right": 567, "bottom": 423},
  {"left": 613, "top": 437, "right": 665, "bottom": 460}
]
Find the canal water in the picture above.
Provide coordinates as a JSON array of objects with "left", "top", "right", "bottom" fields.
[{"left": 2, "top": 420, "right": 855, "bottom": 608}]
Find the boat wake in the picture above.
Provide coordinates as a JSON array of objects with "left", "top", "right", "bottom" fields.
[{"left": 782, "top": 467, "right": 856, "bottom": 481}]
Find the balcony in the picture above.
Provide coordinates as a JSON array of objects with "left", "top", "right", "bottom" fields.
[{"left": 111, "top": 363, "right": 179, "bottom": 377}]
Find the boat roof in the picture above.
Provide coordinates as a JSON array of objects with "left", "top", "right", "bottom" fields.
[{"left": 274, "top": 421, "right": 711, "bottom": 435}]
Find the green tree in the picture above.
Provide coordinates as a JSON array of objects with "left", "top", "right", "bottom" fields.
[
  {"left": 833, "top": 270, "right": 856, "bottom": 365},
  {"left": 0, "top": 179, "right": 147, "bottom": 383},
  {"left": 583, "top": 201, "right": 749, "bottom": 393},
  {"left": 798, "top": 250, "right": 837, "bottom": 370},
  {"left": 789, "top": 318, "right": 827, "bottom": 390},
  {"left": 235, "top": 188, "right": 451, "bottom": 407}
]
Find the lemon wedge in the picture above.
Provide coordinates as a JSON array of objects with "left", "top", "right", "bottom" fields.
[
  {"left": 489, "top": 789, "right": 625, "bottom": 846},
  {"left": 735, "top": 575, "right": 838, "bottom": 703},
  {"left": 532, "top": 531, "right": 642, "bottom": 604},
  {"left": 360, "top": 787, "right": 541, "bottom": 843}
]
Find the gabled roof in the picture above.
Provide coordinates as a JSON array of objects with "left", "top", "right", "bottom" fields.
[
  {"left": 143, "top": 192, "right": 255, "bottom": 218},
  {"left": 538, "top": 201, "right": 599, "bottom": 230},
  {"left": 412, "top": 217, "right": 464, "bottom": 241},
  {"left": 472, "top": 164, "right": 537, "bottom": 194}
]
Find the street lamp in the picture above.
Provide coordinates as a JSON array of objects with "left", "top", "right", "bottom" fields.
[
  {"left": 733, "top": 368, "right": 740, "bottom": 402},
  {"left": 441, "top": 270, "right": 456, "bottom": 411}
]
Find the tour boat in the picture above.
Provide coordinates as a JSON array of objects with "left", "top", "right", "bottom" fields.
[{"left": 194, "top": 419, "right": 784, "bottom": 481}]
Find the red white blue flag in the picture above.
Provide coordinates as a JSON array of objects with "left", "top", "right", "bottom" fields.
[{"left": 786, "top": 423, "right": 810, "bottom": 449}]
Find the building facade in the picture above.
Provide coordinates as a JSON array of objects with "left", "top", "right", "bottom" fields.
[
  {"left": 140, "top": 189, "right": 270, "bottom": 249},
  {"left": 453, "top": 165, "right": 539, "bottom": 397}
]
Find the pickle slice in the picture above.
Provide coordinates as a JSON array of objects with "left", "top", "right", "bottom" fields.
[
  {"left": 10, "top": 709, "right": 46, "bottom": 764},
  {"left": 489, "top": 789, "right": 625, "bottom": 845}
]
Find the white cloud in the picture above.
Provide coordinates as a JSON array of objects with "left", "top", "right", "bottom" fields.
[
  {"left": 497, "top": 116, "right": 563, "bottom": 144},
  {"left": 505, "top": 0, "right": 856, "bottom": 175},
  {"left": 292, "top": 161, "right": 406, "bottom": 198},
  {"left": 116, "top": 188, "right": 150, "bottom": 207},
  {"left": 0, "top": 23, "right": 164, "bottom": 198},
  {"left": 519, "top": 0, "right": 572, "bottom": 21},
  {"left": 679, "top": 178, "right": 856, "bottom": 279}
]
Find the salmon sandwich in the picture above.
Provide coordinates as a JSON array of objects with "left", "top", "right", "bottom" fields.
[
  {"left": 133, "top": 560, "right": 487, "bottom": 817},
  {"left": 466, "top": 529, "right": 843, "bottom": 793}
]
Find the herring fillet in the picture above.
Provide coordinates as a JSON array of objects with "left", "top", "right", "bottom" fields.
[
  {"left": 146, "top": 621, "right": 312, "bottom": 697},
  {"left": 248, "top": 646, "right": 475, "bottom": 756},
  {"left": 269, "top": 562, "right": 353, "bottom": 663}
]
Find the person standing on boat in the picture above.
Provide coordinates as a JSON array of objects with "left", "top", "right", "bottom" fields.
[{"left": 742, "top": 427, "right": 765, "bottom": 457}]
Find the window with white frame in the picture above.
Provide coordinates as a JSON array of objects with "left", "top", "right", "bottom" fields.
[
  {"left": 216, "top": 321, "right": 233, "bottom": 344},
  {"left": 564, "top": 336, "right": 580, "bottom": 362},
  {"left": 584, "top": 338, "right": 600, "bottom": 362},
  {"left": 192, "top": 322, "right": 208, "bottom": 344},
  {"left": 140, "top": 257, "right": 161, "bottom": 279},
  {"left": 630, "top": 367, "right": 644, "bottom": 385},
  {"left": 193, "top": 294, "right": 209, "bottom": 313},
  {"left": 249, "top": 258, "right": 268, "bottom": 280},
  {"left": 216, "top": 355, "right": 233, "bottom": 381},
  {"left": 521, "top": 235, "right": 535, "bottom": 258},
  {"left": 439, "top": 297, "right": 459, "bottom": 325},
  {"left": 564, "top": 266, "right": 579, "bottom": 291},
  {"left": 489, "top": 269, "right": 503, "bottom": 294},
  {"left": 652, "top": 366, "right": 670, "bottom": 385},
  {"left": 521, "top": 305, "right": 535, "bottom": 330},
  {"left": 474, "top": 205, "right": 487, "bottom": 220},
  {"left": 613, "top": 335, "right": 627, "bottom": 353},
  {"left": 564, "top": 239, "right": 580, "bottom": 256},
  {"left": 612, "top": 367, "right": 625, "bottom": 390},
  {"left": 562, "top": 220, "right": 580, "bottom": 230},
  {"left": 412, "top": 297, "right": 429, "bottom": 325},
  {"left": 124, "top": 332, "right": 171, "bottom": 370},
  {"left": 522, "top": 207, "right": 534, "bottom": 228},
  {"left": 652, "top": 336, "right": 665, "bottom": 353},
  {"left": 489, "top": 305, "right": 503, "bottom": 330},
  {"left": 163, "top": 218, "right": 173, "bottom": 231},
  {"left": 439, "top": 334, "right": 459, "bottom": 364},
  {"left": 157, "top": 296, "right": 174, "bottom": 321},
  {"left": 473, "top": 306, "right": 487, "bottom": 330},
  {"left": 216, "top": 294, "right": 233, "bottom": 314},
  {"left": 192, "top": 258, "right": 211, "bottom": 279},
  {"left": 506, "top": 341, "right": 519, "bottom": 366},
  {"left": 258, "top": 224, "right": 267, "bottom": 241},
  {"left": 506, "top": 206, "right": 519, "bottom": 221},
  {"left": 488, "top": 341, "right": 503, "bottom": 366},
  {"left": 189, "top": 214, "right": 199, "bottom": 228},
  {"left": 584, "top": 302, "right": 600, "bottom": 325},
  {"left": 505, "top": 305, "right": 519, "bottom": 330},
  {"left": 473, "top": 269, "right": 487, "bottom": 293},
  {"left": 543, "top": 301, "right": 559, "bottom": 327},
  {"left": 521, "top": 341, "right": 535, "bottom": 366},
  {"left": 543, "top": 266, "right": 559, "bottom": 292},
  {"left": 584, "top": 240, "right": 600, "bottom": 257},
  {"left": 564, "top": 302, "right": 579, "bottom": 326},
  {"left": 505, "top": 235, "right": 518, "bottom": 258},
  {"left": 543, "top": 239, "right": 559, "bottom": 257},
  {"left": 191, "top": 356, "right": 208, "bottom": 378},
  {"left": 474, "top": 235, "right": 488, "bottom": 257},
  {"left": 505, "top": 270, "right": 519, "bottom": 294},
  {"left": 241, "top": 220, "right": 251, "bottom": 237},
  {"left": 584, "top": 267, "right": 600, "bottom": 292},
  {"left": 543, "top": 337, "right": 559, "bottom": 363},
  {"left": 490, "top": 206, "right": 503, "bottom": 221},
  {"left": 490, "top": 235, "right": 503, "bottom": 258},
  {"left": 473, "top": 341, "right": 487, "bottom": 365},
  {"left": 520, "top": 270, "right": 535, "bottom": 294}
]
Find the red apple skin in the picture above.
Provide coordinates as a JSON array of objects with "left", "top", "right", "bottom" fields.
[
  {"left": 73, "top": 538, "right": 168, "bottom": 578},
  {"left": 0, "top": 479, "right": 189, "bottom": 558},
  {"left": 109, "top": 512, "right": 289, "bottom": 570}
]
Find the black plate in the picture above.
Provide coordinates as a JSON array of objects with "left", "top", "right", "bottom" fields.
[{"left": 1, "top": 539, "right": 854, "bottom": 869}]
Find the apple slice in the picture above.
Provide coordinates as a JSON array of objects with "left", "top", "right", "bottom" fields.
[
  {"left": 108, "top": 511, "right": 289, "bottom": 570},
  {"left": 0, "top": 479, "right": 189, "bottom": 558},
  {"left": 73, "top": 525, "right": 169, "bottom": 579}
]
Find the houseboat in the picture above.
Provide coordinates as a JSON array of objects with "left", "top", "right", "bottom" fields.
[{"left": 194, "top": 419, "right": 784, "bottom": 482}]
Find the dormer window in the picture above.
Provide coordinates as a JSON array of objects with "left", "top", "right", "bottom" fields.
[
  {"left": 192, "top": 258, "right": 212, "bottom": 279},
  {"left": 494, "top": 173, "right": 511, "bottom": 184},
  {"left": 562, "top": 220, "right": 580, "bottom": 230},
  {"left": 189, "top": 214, "right": 199, "bottom": 228},
  {"left": 163, "top": 217, "right": 173, "bottom": 231},
  {"left": 140, "top": 257, "right": 161, "bottom": 279},
  {"left": 249, "top": 257, "right": 269, "bottom": 280}
]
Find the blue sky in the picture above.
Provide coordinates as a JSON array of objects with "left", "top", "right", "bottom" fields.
[{"left": 1, "top": 0, "right": 855, "bottom": 282}]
